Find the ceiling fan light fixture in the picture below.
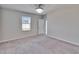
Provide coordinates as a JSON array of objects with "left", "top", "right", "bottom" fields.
[
  {"left": 36, "top": 8, "right": 44, "bottom": 13},
  {"left": 35, "top": 4, "right": 44, "bottom": 13}
]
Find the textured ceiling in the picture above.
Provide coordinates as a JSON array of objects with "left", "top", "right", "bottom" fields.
[{"left": 0, "top": 4, "right": 61, "bottom": 15}]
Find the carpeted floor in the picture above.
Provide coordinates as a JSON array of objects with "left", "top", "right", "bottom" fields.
[{"left": 0, "top": 35, "right": 79, "bottom": 54}]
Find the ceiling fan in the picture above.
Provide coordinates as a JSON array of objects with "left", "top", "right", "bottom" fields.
[{"left": 35, "top": 4, "right": 44, "bottom": 13}]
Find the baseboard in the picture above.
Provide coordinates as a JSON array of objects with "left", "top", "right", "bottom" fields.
[
  {"left": 1, "top": 34, "right": 79, "bottom": 47},
  {"left": 47, "top": 35, "right": 79, "bottom": 47},
  {"left": 0, "top": 34, "right": 37, "bottom": 43}
]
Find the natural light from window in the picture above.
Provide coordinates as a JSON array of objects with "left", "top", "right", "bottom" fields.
[{"left": 22, "top": 16, "right": 31, "bottom": 31}]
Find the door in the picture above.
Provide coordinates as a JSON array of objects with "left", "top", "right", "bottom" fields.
[{"left": 38, "top": 19, "right": 44, "bottom": 34}]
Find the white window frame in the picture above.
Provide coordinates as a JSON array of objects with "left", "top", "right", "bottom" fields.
[{"left": 22, "top": 16, "right": 31, "bottom": 31}]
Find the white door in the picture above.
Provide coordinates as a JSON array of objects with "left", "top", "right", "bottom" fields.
[{"left": 38, "top": 19, "right": 44, "bottom": 34}]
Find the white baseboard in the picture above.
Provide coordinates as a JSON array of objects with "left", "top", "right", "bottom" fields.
[
  {"left": 0, "top": 34, "right": 37, "bottom": 43},
  {"left": 47, "top": 35, "right": 79, "bottom": 47},
  {"left": 1, "top": 34, "right": 79, "bottom": 47}
]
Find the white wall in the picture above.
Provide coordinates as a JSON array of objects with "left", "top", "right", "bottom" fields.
[
  {"left": 0, "top": 9, "right": 2, "bottom": 40},
  {"left": 0, "top": 8, "right": 40, "bottom": 42},
  {"left": 47, "top": 5, "right": 79, "bottom": 45}
]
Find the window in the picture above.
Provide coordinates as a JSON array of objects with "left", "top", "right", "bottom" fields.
[{"left": 22, "top": 16, "right": 31, "bottom": 31}]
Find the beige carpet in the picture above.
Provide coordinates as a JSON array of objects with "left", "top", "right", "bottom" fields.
[{"left": 0, "top": 35, "right": 79, "bottom": 54}]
